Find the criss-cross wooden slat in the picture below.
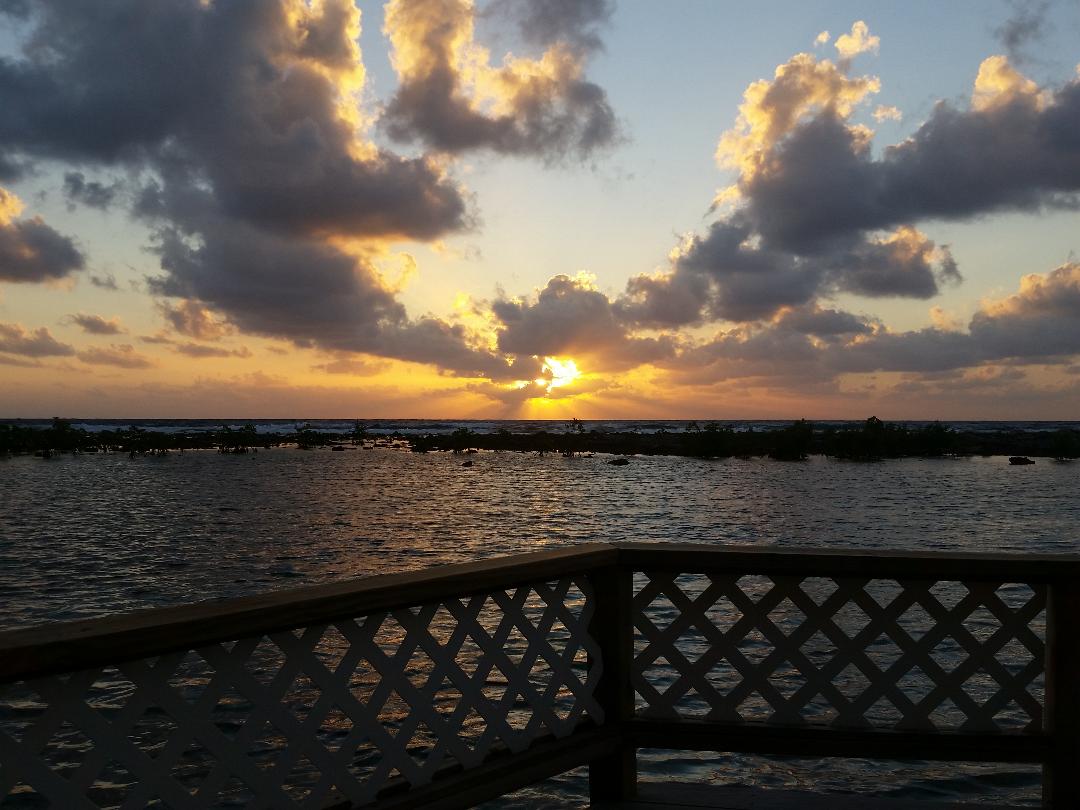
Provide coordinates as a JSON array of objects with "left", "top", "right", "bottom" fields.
[
  {"left": 630, "top": 571, "right": 1046, "bottom": 733},
  {"left": 0, "top": 576, "right": 599, "bottom": 808},
  {"left": 1, "top": 544, "right": 1073, "bottom": 809}
]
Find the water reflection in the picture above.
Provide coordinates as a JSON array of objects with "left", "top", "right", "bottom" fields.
[{"left": 1, "top": 449, "right": 1073, "bottom": 806}]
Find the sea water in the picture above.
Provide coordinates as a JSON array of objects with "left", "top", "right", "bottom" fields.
[{"left": 1, "top": 442, "right": 1077, "bottom": 806}]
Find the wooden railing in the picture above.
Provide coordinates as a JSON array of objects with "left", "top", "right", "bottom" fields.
[{"left": 1, "top": 543, "right": 1077, "bottom": 808}]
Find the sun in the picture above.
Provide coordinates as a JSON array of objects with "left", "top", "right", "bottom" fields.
[{"left": 539, "top": 356, "right": 580, "bottom": 389}]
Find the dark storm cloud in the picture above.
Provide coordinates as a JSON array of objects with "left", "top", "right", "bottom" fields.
[
  {"left": 616, "top": 220, "right": 819, "bottom": 325},
  {"left": 150, "top": 216, "right": 513, "bottom": 378},
  {"left": 0, "top": 187, "right": 84, "bottom": 283},
  {"left": 68, "top": 313, "right": 124, "bottom": 335},
  {"left": 0, "top": 0, "right": 30, "bottom": 18},
  {"left": 0, "top": 154, "right": 26, "bottom": 182},
  {"left": 373, "top": 317, "right": 533, "bottom": 380},
  {"left": 666, "top": 262, "right": 1080, "bottom": 385},
  {"left": 616, "top": 219, "right": 956, "bottom": 326},
  {"left": 382, "top": 0, "right": 618, "bottom": 160},
  {"left": 62, "top": 172, "right": 118, "bottom": 211},
  {"left": 0, "top": 215, "right": 84, "bottom": 283},
  {"left": 831, "top": 329, "right": 980, "bottom": 374},
  {"left": 836, "top": 264, "right": 1080, "bottom": 374},
  {"left": 88, "top": 272, "right": 119, "bottom": 291},
  {"left": 149, "top": 220, "right": 406, "bottom": 351},
  {"left": 665, "top": 325, "right": 825, "bottom": 386},
  {"left": 0, "top": 1, "right": 527, "bottom": 374},
  {"left": 831, "top": 228, "right": 960, "bottom": 299},
  {"left": 995, "top": 0, "right": 1050, "bottom": 63},
  {"left": 617, "top": 50, "right": 1080, "bottom": 331},
  {"left": 736, "top": 66, "right": 1080, "bottom": 254},
  {"left": 0, "top": 1, "right": 468, "bottom": 242},
  {"left": 773, "top": 305, "right": 874, "bottom": 337},
  {"left": 157, "top": 299, "right": 232, "bottom": 341},
  {"left": 966, "top": 262, "right": 1080, "bottom": 359},
  {"left": 0, "top": 323, "right": 74, "bottom": 356},
  {"left": 494, "top": 274, "right": 675, "bottom": 369},
  {"left": 493, "top": 0, "right": 614, "bottom": 53}
]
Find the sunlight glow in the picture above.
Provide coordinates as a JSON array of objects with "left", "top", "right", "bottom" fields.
[{"left": 539, "top": 357, "right": 580, "bottom": 389}]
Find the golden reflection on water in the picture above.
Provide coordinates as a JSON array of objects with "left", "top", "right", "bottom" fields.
[{"left": 2, "top": 450, "right": 1076, "bottom": 631}]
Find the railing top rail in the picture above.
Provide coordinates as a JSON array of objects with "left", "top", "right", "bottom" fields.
[
  {"left": 0, "top": 542, "right": 617, "bottom": 683},
  {"left": 3, "top": 541, "right": 1076, "bottom": 683},
  {"left": 616, "top": 542, "right": 1080, "bottom": 581}
]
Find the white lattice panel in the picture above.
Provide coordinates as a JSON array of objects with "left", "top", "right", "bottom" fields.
[
  {"left": 631, "top": 572, "right": 1045, "bottom": 732},
  {"left": 0, "top": 577, "right": 601, "bottom": 808}
]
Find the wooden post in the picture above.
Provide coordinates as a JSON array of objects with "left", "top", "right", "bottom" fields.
[
  {"left": 1044, "top": 579, "right": 1080, "bottom": 808},
  {"left": 588, "top": 564, "right": 637, "bottom": 802}
]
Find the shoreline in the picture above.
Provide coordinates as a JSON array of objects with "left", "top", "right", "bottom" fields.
[{"left": 3, "top": 417, "right": 1078, "bottom": 461}]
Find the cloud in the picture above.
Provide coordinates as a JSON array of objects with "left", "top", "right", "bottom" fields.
[
  {"left": 311, "top": 357, "right": 391, "bottom": 375},
  {"left": 493, "top": 273, "right": 675, "bottom": 370},
  {"left": 76, "top": 343, "right": 155, "bottom": 369},
  {"left": 833, "top": 226, "right": 960, "bottom": 298},
  {"left": 967, "top": 262, "right": 1080, "bottom": 360},
  {"left": 382, "top": 0, "right": 618, "bottom": 160},
  {"left": 495, "top": 0, "right": 614, "bottom": 54},
  {"left": 467, "top": 378, "right": 549, "bottom": 405},
  {"left": 172, "top": 342, "right": 252, "bottom": 359},
  {"left": 62, "top": 172, "right": 118, "bottom": 211},
  {"left": 772, "top": 304, "right": 874, "bottom": 337},
  {"left": 0, "top": 371, "right": 484, "bottom": 419},
  {"left": 714, "top": 51, "right": 880, "bottom": 186},
  {"left": 0, "top": 1, "right": 468, "bottom": 243},
  {"left": 834, "top": 21, "right": 880, "bottom": 62},
  {"left": 88, "top": 272, "right": 119, "bottom": 290},
  {"left": 995, "top": 0, "right": 1050, "bottom": 63},
  {"left": 138, "top": 333, "right": 175, "bottom": 346},
  {"left": 0, "top": 1, "right": 504, "bottom": 376},
  {"left": 157, "top": 299, "right": 233, "bottom": 341},
  {"left": 67, "top": 313, "right": 124, "bottom": 335},
  {"left": 617, "top": 220, "right": 958, "bottom": 325},
  {"left": 0, "top": 1, "right": 624, "bottom": 381},
  {"left": 0, "top": 322, "right": 74, "bottom": 356},
  {"left": 665, "top": 322, "right": 828, "bottom": 386},
  {"left": 723, "top": 52, "right": 1080, "bottom": 253},
  {"left": 0, "top": 353, "right": 42, "bottom": 367},
  {"left": 664, "top": 261, "right": 1080, "bottom": 386},
  {"left": 872, "top": 105, "right": 902, "bottom": 122},
  {"left": 929, "top": 305, "right": 964, "bottom": 331},
  {"left": 149, "top": 218, "right": 512, "bottom": 378},
  {"left": 0, "top": 186, "right": 84, "bottom": 283}
]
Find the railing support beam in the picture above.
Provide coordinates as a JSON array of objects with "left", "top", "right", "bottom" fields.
[
  {"left": 1044, "top": 581, "right": 1080, "bottom": 808},
  {"left": 588, "top": 565, "right": 636, "bottom": 802}
]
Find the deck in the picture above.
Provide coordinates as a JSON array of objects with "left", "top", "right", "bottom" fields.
[
  {"left": 0, "top": 542, "right": 1074, "bottom": 808},
  {"left": 602, "top": 782, "right": 1015, "bottom": 809}
]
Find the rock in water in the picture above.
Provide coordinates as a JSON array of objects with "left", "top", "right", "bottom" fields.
[{"left": 1009, "top": 456, "right": 1035, "bottom": 465}]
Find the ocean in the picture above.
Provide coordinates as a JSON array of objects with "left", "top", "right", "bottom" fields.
[
  {"left": 2, "top": 421, "right": 1078, "bottom": 806},
  {"left": 5, "top": 417, "right": 1080, "bottom": 437}
]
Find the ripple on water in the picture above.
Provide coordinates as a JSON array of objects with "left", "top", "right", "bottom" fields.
[{"left": 1, "top": 449, "right": 1076, "bottom": 806}]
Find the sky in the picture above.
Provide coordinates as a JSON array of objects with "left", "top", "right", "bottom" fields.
[{"left": 1, "top": 0, "right": 1079, "bottom": 420}]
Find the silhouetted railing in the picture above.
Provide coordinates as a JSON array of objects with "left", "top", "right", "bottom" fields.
[{"left": 1, "top": 543, "right": 1077, "bottom": 808}]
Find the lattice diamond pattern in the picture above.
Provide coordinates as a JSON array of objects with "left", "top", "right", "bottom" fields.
[
  {"left": 0, "top": 577, "right": 600, "bottom": 808},
  {"left": 632, "top": 572, "right": 1045, "bottom": 732}
]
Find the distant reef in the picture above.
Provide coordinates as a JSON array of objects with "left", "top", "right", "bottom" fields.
[
  {"left": 408, "top": 417, "right": 1080, "bottom": 461},
  {"left": 3, "top": 417, "right": 1079, "bottom": 461}
]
